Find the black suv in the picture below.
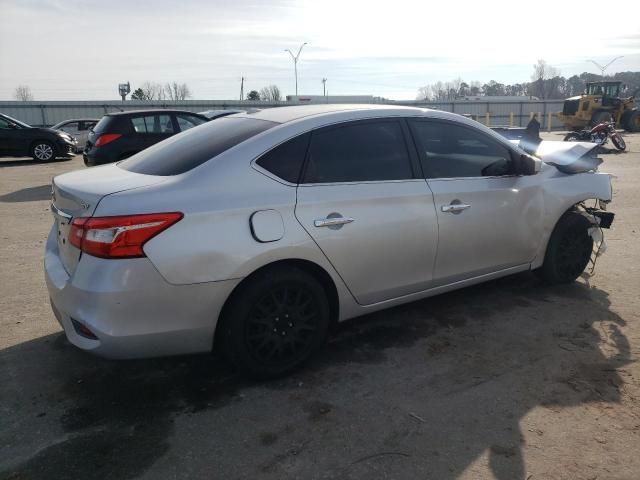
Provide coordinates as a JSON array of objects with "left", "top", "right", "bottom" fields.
[
  {"left": 83, "top": 109, "right": 208, "bottom": 166},
  {"left": 0, "top": 113, "right": 77, "bottom": 161}
]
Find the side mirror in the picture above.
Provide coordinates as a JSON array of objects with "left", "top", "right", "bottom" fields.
[{"left": 8, "top": 124, "right": 18, "bottom": 129}]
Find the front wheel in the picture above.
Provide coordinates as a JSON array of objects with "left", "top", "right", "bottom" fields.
[
  {"left": 31, "top": 141, "right": 56, "bottom": 161},
  {"left": 536, "top": 211, "right": 594, "bottom": 284},
  {"left": 611, "top": 134, "right": 626, "bottom": 151},
  {"left": 564, "top": 132, "right": 582, "bottom": 142},
  {"left": 221, "top": 267, "right": 330, "bottom": 378}
]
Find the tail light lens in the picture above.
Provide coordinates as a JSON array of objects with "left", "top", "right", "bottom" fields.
[
  {"left": 69, "top": 212, "right": 183, "bottom": 258},
  {"left": 94, "top": 133, "right": 122, "bottom": 147}
]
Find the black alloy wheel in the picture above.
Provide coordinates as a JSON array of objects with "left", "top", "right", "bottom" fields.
[{"left": 222, "top": 267, "right": 330, "bottom": 378}]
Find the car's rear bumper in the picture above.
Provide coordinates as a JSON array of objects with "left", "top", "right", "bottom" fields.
[
  {"left": 44, "top": 225, "right": 240, "bottom": 359},
  {"left": 83, "top": 148, "right": 116, "bottom": 166}
]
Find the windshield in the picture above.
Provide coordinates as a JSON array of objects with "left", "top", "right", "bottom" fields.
[
  {"left": 118, "top": 117, "right": 277, "bottom": 175},
  {"left": 1, "top": 114, "right": 31, "bottom": 128},
  {"left": 586, "top": 83, "right": 620, "bottom": 96}
]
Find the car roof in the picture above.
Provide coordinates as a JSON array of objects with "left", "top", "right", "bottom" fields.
[
  {"left": 245, "top": 104, "right": 427, "bottom": 124},
  {"left": 53, "top": 119, "right": 99, "bottom": 124},
  {"left": 106, "top": 109, "right": 206, "bottom": 117}
]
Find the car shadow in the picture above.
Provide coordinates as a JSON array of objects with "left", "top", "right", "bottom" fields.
[
  {"left": 0, "top": 157, "right": 74, "bottom": 168},
  {"left": 0, "top": 273, "right": 630, "bottom": 480},
  {"left": 0, "top": 184, "right": 52, "bottom": 203}
]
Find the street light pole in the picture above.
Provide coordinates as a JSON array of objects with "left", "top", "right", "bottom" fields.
[
  {"left": 588, "top": 56, "right": 624, "bottom": 77},
  {"left": 285, "top": 42, "right": 307, "bottom": 96}
]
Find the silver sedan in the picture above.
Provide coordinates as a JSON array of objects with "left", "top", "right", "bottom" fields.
[{"left": 45, "top": 105, "right": 614, "bottom": 377}]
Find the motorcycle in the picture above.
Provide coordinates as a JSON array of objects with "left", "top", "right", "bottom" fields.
[{"left": 564, "top": 122, "right": 626, "bottom": 151}]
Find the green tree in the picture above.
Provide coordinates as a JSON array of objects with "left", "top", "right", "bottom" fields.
[
  {"left": 130, "top": 88, "right": 147, "bottom": 100},
  {"left": 246, "top": 90, "right": 260, "bottom": 100}
]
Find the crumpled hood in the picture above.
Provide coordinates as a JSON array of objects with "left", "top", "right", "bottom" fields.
[{"left": 512, "top": 140, "right": 602, "bottom": 174}]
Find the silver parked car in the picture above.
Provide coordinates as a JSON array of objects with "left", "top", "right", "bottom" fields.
[
  {"left": 52, "top": 119, "right": 99, "bottom": 152},
  {"left": 45, "top": 105, "right": 614, "bottom": 377}
]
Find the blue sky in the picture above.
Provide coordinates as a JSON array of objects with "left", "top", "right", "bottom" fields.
[{"left": 0, "top": 0, "right": 638, "bottom": 100}]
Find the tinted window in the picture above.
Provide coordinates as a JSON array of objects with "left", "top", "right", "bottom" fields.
[
  {"left": 303, "top": 121, "right": 412, "bottom": 183},
  {"left": 410, "top": 121, "right": 514, "bottom": 178},
  {"left": 176, "top": 114, "right": 206, "bottom": 132},
  {"left": 119, "top": 117, "right": 276, "bottom": 176},
  {"left": 0, "top": 117, "right": 12, "bottom": 129},
  {"left": 256, "top": 133, "right": 310, "bottom": 183},
  {"left": 131, "top": 114, "right": 174, "bottom": 134}
]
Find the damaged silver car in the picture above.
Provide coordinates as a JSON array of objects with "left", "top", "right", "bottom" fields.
[{"left": 45, "top": 105, "right": 614, "bottom": 377}]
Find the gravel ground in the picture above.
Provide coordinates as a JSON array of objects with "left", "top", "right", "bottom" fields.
[{"left": 1, "top": 132, "right": 639, "bottom": 480}]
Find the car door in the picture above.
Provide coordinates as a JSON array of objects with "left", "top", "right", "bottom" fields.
[
  {"left": 294, "top": 119, "right": 439, "bottom": 306},
  {"left": 408, "top": 119, "right": 544, "bottom": 284}
]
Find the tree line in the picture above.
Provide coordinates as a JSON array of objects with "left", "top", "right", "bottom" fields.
[{"left": 417, "top": 60, "right": 640, "bottom": 101}]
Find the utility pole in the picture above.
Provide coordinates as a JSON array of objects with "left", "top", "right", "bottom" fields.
[
  {"left": 321, "top": 78, "right": 327, "bottom": 97},
  {"left": 284, "top": 42, "right": 307, "bottom": 96},
  {"left": 240, "top": 77, "right": 245, "bottom": 101},
  {"left": 588, "top": 56, "right": 624, "bottom": 77}
]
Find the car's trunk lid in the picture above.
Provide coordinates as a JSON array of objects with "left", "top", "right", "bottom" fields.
[{"left": 51, "top": 164, "right": 167, "bottom": 274}]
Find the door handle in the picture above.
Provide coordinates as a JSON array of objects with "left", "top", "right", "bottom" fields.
[
  {"left": 441, "top": 203, "right": 471, "bottom": 213},
  {"left": 314, "top": 216, "right": 355, "bottom": 228}
]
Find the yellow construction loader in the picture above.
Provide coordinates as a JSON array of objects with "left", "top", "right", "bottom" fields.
[{"left": 557, "top": 81, "right": 639, "bottom": 132}]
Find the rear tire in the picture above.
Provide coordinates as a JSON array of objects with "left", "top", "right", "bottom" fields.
[
  {"left": 536, "top": 211, "right": 594, "bottom": 284},
  {"left": 611, "top": 134, "right": 626, "bottom": 151},
  {"left": 221, "top": 267, "right": 330, "bottom": 378},
  {"left": 31, "top": 141, "right": 56, "bottom": 161}
]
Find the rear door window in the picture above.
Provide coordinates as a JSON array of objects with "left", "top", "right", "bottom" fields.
[
  {"left": 119, "top": 117, "right": 276, "bottom": 176},
  {"left": 302, "top": 120, "right": 413, "bottom": 183}
]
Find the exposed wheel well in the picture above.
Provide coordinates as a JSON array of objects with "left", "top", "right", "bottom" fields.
[{"left": 212, "top": 259, "right": 340, "bottom": 352}]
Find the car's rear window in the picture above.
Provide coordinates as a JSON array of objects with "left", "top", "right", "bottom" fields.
[
  {"left": 92, "top": 116, "right": 112, "bottom": 134},
  {"left": 118, "top": 117, "right": 277, "bottom": 176}
]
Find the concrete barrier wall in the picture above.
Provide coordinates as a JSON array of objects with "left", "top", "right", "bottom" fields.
[{"left": 0, "top": 99, "right": 567, "bottom": 130}]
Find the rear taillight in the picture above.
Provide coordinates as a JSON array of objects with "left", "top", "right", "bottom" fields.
[
  {"left": 69, "top": 212, "right": 183, "bottom": 259},
  {"left": 94, "top": 133, "right": 122, "bottom": 147}
]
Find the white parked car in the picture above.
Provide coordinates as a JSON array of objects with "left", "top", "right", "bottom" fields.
[
  {"left": 52, "top": 119, "right": 99, "bottom": 152},
  {"left": 45, "top": 105, "right": 614, "bottom": 377}
]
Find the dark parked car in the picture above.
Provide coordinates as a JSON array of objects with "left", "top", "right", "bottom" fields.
[
  {"left": 0, "top": 113, "right": 77, "bottom": 161},
  {"left": 83, "top": 110, "right": 208, "bottom": 166}
]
